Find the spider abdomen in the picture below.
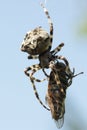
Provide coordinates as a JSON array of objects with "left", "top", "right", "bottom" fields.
[{"left": 21, "top": 27, "right": 51, "bottom": 55}]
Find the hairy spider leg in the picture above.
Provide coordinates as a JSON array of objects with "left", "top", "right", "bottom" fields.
[
  {"left": 24, "top": 64, "right": 41, "bottom": 77},
  {"left": 42, "top": 68, "right": 49, "bottom": 77},
  {"left": 24, "top": 64, "right": 50, "bottom": 111},
  {"left": 30, "top": 76, "right": 50, "bottom": 111},
  {"left": 41, "top": 3, "right": 53, "bottom": 50},
  {"left": 24, "top": 64, "right": 46, "bottom": 82},
  {"left": 51, "top": 43, "right": 64, "bottom": 55},
  {"left": 27, "top": 55, "right": 39, "bottom": 59}
]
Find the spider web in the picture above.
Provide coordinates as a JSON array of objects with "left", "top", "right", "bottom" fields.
[
  {"left": 44, "top": 0, "right": 47, "bottom": 4},
  {"left": 40, "top": 0, "right": 48, "bottom": 4}
]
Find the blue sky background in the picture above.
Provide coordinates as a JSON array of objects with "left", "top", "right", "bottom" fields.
[{"left": 0, "top": 0, "right": 87, "bottom": 130}]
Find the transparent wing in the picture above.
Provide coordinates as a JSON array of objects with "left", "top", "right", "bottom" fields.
[{"left": 54, "top": 116, "right": 64, "bottom": 129}]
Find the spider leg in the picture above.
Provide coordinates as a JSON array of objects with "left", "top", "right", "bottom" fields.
[
  {"left": 51, "top": 43, "right": 64, "bottom": 55},
  {"left": 28, "top": 55, "right": 39, "bottom": 59},
  {"left": 30, "top": 76, "right": 50, "bottom": 111},
  {"left": 24, "top": 64, "right": 41, "bottom": 77},
  {"left": 24, "top": 64, "right": 50, "bottom": 111},
  {"left": 24, "top": 64, "right": 46, "bottom": 82},
  {"left": 42, "top": 69, "right": 49, "bottom": 78},
  {"left": 41, "top": 3, "right": 53, "bottom": 50},
  {"left": 31, "top": 76, "right": 46, "bottom": 83}
]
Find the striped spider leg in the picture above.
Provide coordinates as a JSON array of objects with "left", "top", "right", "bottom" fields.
[
  {"left": 40, "top": 3, "right": 53, "bottom": 49},
  {"left": 24, "top": 64, "right": 50, "bottom": 111}
]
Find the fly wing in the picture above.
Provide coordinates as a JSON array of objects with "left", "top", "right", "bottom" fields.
[{"left": 54, "top": 116, "right": 64, "bottom": 129}]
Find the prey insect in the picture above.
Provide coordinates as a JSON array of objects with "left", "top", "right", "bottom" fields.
[{"left": 46, "top": 56, "right": 83, "bottom": 129}]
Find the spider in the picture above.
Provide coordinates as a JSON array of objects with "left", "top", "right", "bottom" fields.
[
  {"left": 20, "top": 3, "right": 83, "bottom": 112},
  {"left": 20, "top": 3, "right": 64, "bottom": 110},
  {"left": 46, "top": 56, "right": 83, "bottom": 128}
]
